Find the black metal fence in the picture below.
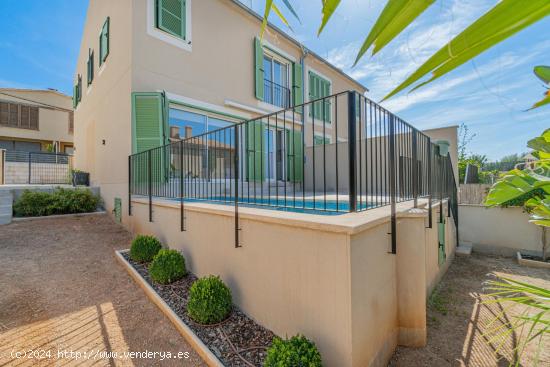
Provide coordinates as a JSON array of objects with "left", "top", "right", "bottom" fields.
[
  {"left": 129, "top": 91, "right": 458, "bottom": 251},
  {"left": 264, "top": 79, "right": 291, "bottom": 109},
  {"left": 3, "top": 151, "right": 73, "bottom": 184}
]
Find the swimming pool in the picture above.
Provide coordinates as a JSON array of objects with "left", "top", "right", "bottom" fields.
[{"left": 178, "top": 196, "right": 375, "bottom": 215}]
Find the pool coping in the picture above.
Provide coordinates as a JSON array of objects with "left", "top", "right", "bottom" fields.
[{"left": 131, "top": 196, "right": 444, "bottom": 235}]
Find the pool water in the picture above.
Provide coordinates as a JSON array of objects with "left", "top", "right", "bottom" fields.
[{"left": 181, "top": 196, "right": 374, "bottom": 215}]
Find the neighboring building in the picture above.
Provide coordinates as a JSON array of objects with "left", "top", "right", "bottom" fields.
[
  {"left": 0, "top": 88, "right": 74, "bottom": 154},
  {"left": 72, "top": 0, "right": 367, "bottom": 215}
]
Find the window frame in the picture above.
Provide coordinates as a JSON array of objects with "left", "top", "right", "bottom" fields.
[
  {"left": 262, "top": 49, "right": 292, "bottom": 109},
  {"left": 307, "top": 69, "right": 332, "bottom": 124},
  {"left": 148, "top": 0, "right": 192, "bottom": 52}
]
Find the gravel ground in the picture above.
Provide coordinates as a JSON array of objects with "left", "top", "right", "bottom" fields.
[
  {"left": 389, "top": 254, "right": 550, "bottom": 367},
  {"left": 0, "top": 214, "right": 206, "bottom": 366},
  {"left": 123, "top": 253, "right": 275, "bottom": 367}
]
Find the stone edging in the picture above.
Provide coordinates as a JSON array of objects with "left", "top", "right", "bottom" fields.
[
  {"left": 114, "top": 250, "right": 225, "bottom": 367},
  {"left": 517, "top": 251, "right": 550, "bottom": 270},
  {"left": 12, "top": 211, "right": 107, "bottom": 222}
]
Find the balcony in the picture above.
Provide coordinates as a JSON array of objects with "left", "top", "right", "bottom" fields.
[{"left": 263, "top": 79, "right": 291, "bottom": 109}]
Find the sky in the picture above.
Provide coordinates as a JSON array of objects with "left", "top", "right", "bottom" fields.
[{"left": 0, "top": 0, "right": 549, "bottom": 160}]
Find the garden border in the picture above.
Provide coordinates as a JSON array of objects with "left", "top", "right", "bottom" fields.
[
  {"left": 12, "top": 211, "right": 107, "bottom": 222},
  {"left": 114, "top": 249, "right": 224, "bottom": 367},
  {"left": 517, "top": 251, "right": 550, "bottom": 269}
]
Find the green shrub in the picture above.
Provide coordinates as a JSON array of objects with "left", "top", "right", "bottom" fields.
[
  {"left": 187, "top": 275, "right": 232, "bottom": 324},
  {"left": 264, "top": 335, "right": 322, "bottom": 367},
  {"left": 149, "top": 249, "right": 187, "bottom": 284},
  {"left": 129, "top": 235, "right": 162, "bottom": 262},
  {"left": 13, "top": 188, "right": 99, "bottom": 217}
]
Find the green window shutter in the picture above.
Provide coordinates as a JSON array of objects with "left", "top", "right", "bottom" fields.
[
  {"left": 254, "top": 37, "right": 264, "bottom": 101},
  {"left": 355, "top": 93, "right": 360, "bottom": 118},
  {"left": 322, "top": 79, "right": 331, "bottom": 123},
  {"left": 292, "top": 62, "right": 303, "bottom": 109},
  {"left": 114, "top": 197, "right": 122, "bottom": 222},
  {"left": 100, "top": 17, "right": 110, "bottom": 65},
  {"left": 157, "top": 0, "right": 186, "bottom": 39},
  {"left": 73, "top": 85, "right": 77, "bottom": 108},
  {"left": 87, "top": 49, "right": 94, "bottom": 85},
  {"left": 286, "top": 129, "right": 303, "bottom": 182},
  {"left": 132, "top": 92, "right": 165, "bottom": 154},
  {"left": 77, "top": 75, "right": 82, "bottom": 103},
  {"left": 438, "top": 219, "right": 446, "bottom": 265},
  {"left": 246, "top": 120, "right": 265, "bottom": 182}
]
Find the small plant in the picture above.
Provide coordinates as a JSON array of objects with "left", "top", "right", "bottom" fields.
[
  {"left": 187, "top": 275, "right": 232, "bottom": 324},
  {"left": 129, "top": 235, "right": 162, "bottom": 262},
  {"left": 264, "top": 334, "right": 322, "bottom": 367},
  {"left": 13, "top": 188, "right": 99, "bottom": 217},
  {"left": 149, "top": 249, "right": 187, "bottom": 284}
]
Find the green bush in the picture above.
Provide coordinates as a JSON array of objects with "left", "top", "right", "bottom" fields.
[
  {"left": 13, "top": 188, "right": 99, "bottom": 217},
  {"left": 264, "top": 335, "right": 322, "bottom": 367},
  {"left": 187, "top": 275, "right": 232, "bottom": 324},
  {"left": 149, "top": 249, "right": 187, "bottom": 284},
  {"left": 129, "top": 235, "right": 162, "bottom": 262}
]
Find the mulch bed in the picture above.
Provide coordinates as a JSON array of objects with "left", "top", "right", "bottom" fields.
[{"left": 122, "top": 252, "right": 275, "bottom": 366}]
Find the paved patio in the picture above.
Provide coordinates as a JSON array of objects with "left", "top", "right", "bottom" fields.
[{"left": 0, "top": 214, "right": 205, "bottom": 366}]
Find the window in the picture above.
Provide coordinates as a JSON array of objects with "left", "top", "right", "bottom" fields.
[
  {"left": 156, "top": 0, "right": 186, "bottom": 40},
  {"left": 99, "top": 17, "right": 110, "bottom": 66},
  {"left": 73, "top": 75, "right": 82, "bottom": 108},
  {"left": 263, "top": 53, "right": 291, "bottom": 108},
  {"left": 254, "top": 38, "right": 302, "bottom": 108},
  {"left": 308, "top": 71, "right": 331, "bottom": 123},
  {"left": 0, "top": 101, "right": 39, "bottom": 130},
  {"left": 313, "top": 134, "right": 330, "bottom": 146},
  {"left": 87, "top": 49, "right": 94, "bottom": 86},
  {"left": 168, "top": 108, "right": 233, "bottom": 140}
]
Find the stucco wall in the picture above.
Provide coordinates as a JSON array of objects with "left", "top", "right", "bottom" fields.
[
  {"left": 73, "top": 0, "right": 133, "bottom": 214},
  {"left": 127, "top": 198, "right": 456, "bottom": 366},
  {"left": 423, "top": 125, "right": 458, "bottom": 184},
  {"left": 459, "top": 205, "right": 547, "bottom": 256}
]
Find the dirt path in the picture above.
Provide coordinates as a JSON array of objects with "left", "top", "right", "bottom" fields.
[
  {"left": 0, "top": 214, "right": 205, "bottom": 366},
  {"left": 390, "top": 254, "right": 550, "bottom": 367}
]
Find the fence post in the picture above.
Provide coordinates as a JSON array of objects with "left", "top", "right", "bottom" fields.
[
  {"left": 412, "top": 131, "right": 418, "bottom": 208},
  {"left": 0, "top": 149, "right": 4, "bottom": 185},
  {"left": 389, "top": 115, "right": 397, "bottom": 254},
  {"left": 148, "top": 150, "right": 152, "bottom": 222},
  {"left": 180, "top": 140, "right": 185, "bottom": 232},
  {"left": 234, "top": 125, "right": 241, "bottom": 248},
  {"left": 28, "top": 152, "right": 32, "bottom": 184},
  {"left": 427, "top": 139, "right": 433, "bottom": 228},
  {"left": 347, "top": 91, "right": 357, "bottom": 212},
  {"left": 128, "top": 155, "right": 132, "bottom": 216}
]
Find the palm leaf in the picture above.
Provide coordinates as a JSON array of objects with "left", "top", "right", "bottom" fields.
[
  {"left": 354, "top": 0, "right": 434, "bottom": 65},
  {"left": 529, "top": 90, "right": 550, "bottom": 111},
  {"left": 281, "top": 0, "right": 300, "bottom": 23},
  {"left": 534, "top": 66, "right": 550, "bottom": 85},
  {"left": 382, "top": 0, "right": 550, "bottom": 101},
  {"left": 271, "top": 2, "right": 291, "bottom": 30},
  {"left": 260, "top": 0, "right": 275, "bottom": 38},
  {"left": 318, "top": 0, "right": 341, "bottom": 36}
]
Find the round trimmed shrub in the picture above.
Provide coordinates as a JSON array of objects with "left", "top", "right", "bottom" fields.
[
  {"left": 129, "top": 235, "right": 162, "bottom": 262},
  {"left": 264, "top": 335, "right": 322, "bottom": 367},
  {"left": 187, "top": 275, "right": 232, "bottom": 324},
  {"left": 149, "top": 249, "right": 187, "bottom": 284}
]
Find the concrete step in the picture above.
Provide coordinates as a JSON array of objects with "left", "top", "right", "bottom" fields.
[
  {"left": 456, "top": 243, "right": 472, "bottom": 256},
  {"left": 0, "top": 213, "right": 12, "bottom": 225},
  {"left": 0, "top": 205, "right": 12, "bottom": 215}
]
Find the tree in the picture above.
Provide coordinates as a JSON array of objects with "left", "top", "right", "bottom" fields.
[
  {"left": 262, "top": 1, "right": 550, "bottom": 102},
  {"left": 458, "top": 123, "right": 476, "bottom": 161}
]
